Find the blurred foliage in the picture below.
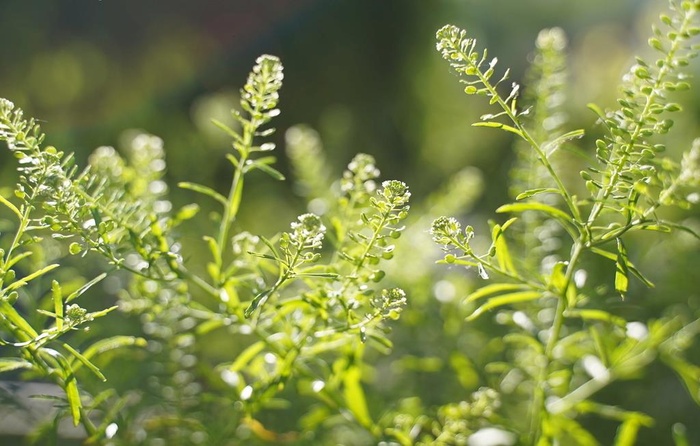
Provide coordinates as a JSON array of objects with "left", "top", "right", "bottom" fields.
[{"left": 1, "top": 0, "right": 699, "bottom": 445}]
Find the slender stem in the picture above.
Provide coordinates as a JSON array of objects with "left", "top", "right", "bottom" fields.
[
  {"left": 531, "top": 240, "right": 584, "bottom": 443},
  {"left": 217, "top": 153, "right": 248, "bottom": 265},
  {"left": 471, "top": 64, "right": 582, "bottom": 224},
  {"left": 586, "top": 7, "right": 693, "bottom": 227}
]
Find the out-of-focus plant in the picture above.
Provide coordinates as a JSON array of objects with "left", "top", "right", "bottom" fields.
[
  {"left": 420, "top": 0, "right": 700, "bottom": 444},
  {"left": 1, "top": 1, "right": 699, "bottom": 445}
]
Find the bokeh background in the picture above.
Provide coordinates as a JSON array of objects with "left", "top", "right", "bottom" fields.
[{"left": 1, "top": 0, "right": 699, "bottom": 444}]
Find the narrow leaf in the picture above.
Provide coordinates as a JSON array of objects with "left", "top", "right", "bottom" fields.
[
  {"left": 52, "top": 280, "right": 63, "bottom": 330},
  {"left": 80, "top": 336, "right": 147, "bottom": 364},
  {"left": 61, "top": 342, "right": 106, "bottom": 382},
  {"left": 244, "top": 288, "right": 273, "bottom": 318},
  {"left": 343, "top": 364, "right": 373, "bottom": 429},
  {"left": 467, "top": 291, "right": 543, "bottom": 321},
  {"left": 0, "top": 300, "right": 38, "bottom": 340},
  {"left": 5, "top": 264, "right": 60, "bottom": 292},
  {"left": 472, "top": 121, "right": 523, "bottom": 137},
  {"left": 497, "top": 202, "right": 576, "bottom": 236},
  {"left": 0, "top": 195, "right": 22, "bottom": 220},
  {"left": 615, "top": 238, "right": 629, "bottom": 298},
  {"left": 466, "top": 283, "right": 529, "bottom": 303},
  {"left": 230, "top": 341, "right": 266, "bottom": 372},
  {"left": 66, "top": 272, "right": 107, "bottom": 303},
  {"left": 251, "top": 162, "right": 286, "bottom": 181},
  {"left": 65, "top": 375, "right": 82, "bottom": 426},
  {"left": 491, "top": 220, "right": 516, "bottom": 274},
  {"left": 0, "top": 358, "right": 34, "bottom": 373},
  {"left": 546, "top": 129, "right": 585, "bottom": 154},
  {"left": 178, "top": 182, "right": 227, "bottom": 206},
  {"left": 567, "top": 309, "right": 627, "bottom": 327},
  {"left": 515, "top": 188, "right": 561, "bottom": 200},
  {"left": 211, "top": 118, "right": 239, "bottom": 138}
]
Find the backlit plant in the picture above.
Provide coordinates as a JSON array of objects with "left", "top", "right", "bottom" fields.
[{"left": 0, "top": 0, "right": 698, "bottom": 445}]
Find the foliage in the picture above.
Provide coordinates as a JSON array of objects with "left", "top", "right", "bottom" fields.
[{"left": 0, "top": 1, "right": 698, "bottom": 445}]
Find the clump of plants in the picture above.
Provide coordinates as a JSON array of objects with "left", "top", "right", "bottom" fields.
[{"left": 0, "top": 0, "right": 698, "bottom": 445}]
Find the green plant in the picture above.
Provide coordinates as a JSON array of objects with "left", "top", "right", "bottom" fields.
[
  {"left": 425, "top": 1, "right": 700, "bottom": 444},
  {"left": 0, "top": 1, "right": 698, "bottom": 445}
]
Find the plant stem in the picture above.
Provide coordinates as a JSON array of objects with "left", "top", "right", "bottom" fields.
[{"left": 531, "top": 240, "right": 584, "bottom": 443}]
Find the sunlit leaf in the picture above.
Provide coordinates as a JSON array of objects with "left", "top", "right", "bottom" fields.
[
  {"left": 0, "top": 358, "right": 34, "bottom": 373},
  {"left": 52, "top": 280, "right": 63, "bottom": 330},
  {"left": 466, "top": 283, "right": 529, "bottom": 303},
  {"left": 472, "top": 121, "right": 523, "bottom": 137},
  {"left": 590, "top": 247, "right": 654, "bottom": 288},
  {"left": 515, "top": 188, "right": 562, "bottom": 200},
  {"left": 66, "top": 272, "right": 107, "bottom": 303},
  {"left": 343, "top": 364, "right": 372, "bottom": 429},
  {"left": 81, "top": 336, "right": 147, "bottom": 361},
  {"left": 496, "top": 202, "right": 576, "bottom": 237},
  {"left": 178, "top": 181, "right": 227, "bottom": 206},
  {"left": 615, "top": 238, "right": 629, "bottom": 298},
  {"left": 467, "top": 291, "right": 542, "bottom": 321},
  {"left": 61, "top": 342, "right": 106, "bottom": 382},
  {"left": 230, "top": 341, "right": 266, "bottom": 372}
]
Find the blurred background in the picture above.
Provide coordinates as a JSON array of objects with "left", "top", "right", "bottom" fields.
[{"left": 1, "top": 0, "right": 699, "bottom": 444}]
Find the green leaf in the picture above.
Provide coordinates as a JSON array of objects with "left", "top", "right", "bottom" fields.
[
  {"left": 0, "top": 358, "right": 34, "bottom": 373},
  {"left": 5, "top": 263, "right": 60, "bottom": 292},
  {"left": 0, "top": 194, "right": 22, "bottom": 220},
  {"left": 229, "top": 176, "right": 245, "bottom": 219},
  {"left": 41, "top": 349, "right": 82, "bottom": 426},
  {"left": 259, "top": 235, "right": 281, "bottom": 260},
  {"left": 81, "top": 336, "right": 147, "bottom": 361},
  {"left": 211, "top": 118, "right": 239, "bottom": 139},
  {"left": 203, "top": 236, "right": 221, "bottom": 266},
  {"left": 0, "top": 299, "right": 38, "bottom": 341},
  {"left": 590, "top": 247, "right": 654, "bottom": 288},
  {"left": 52, "top": 280, "right": 63, "bottom": 330},
  {"left": 466, "top": 283, "right": 529, "bottom": 303},
  {"left": 86, "top": 306, "right": 118, "bottom": 320},
  {"left": 661, "top": 354, "right": 700, "bottom": 405},
  {"left": 65, "top": 374, "right": 82, "bottom": 426},
  {"left": 547, "top": 129, "right": 585, "bottom": 151},
  {"left": 467, "top": 291, "right": 543, "bottom": 321},
  {"left": 230, "top": 341, "right": 266, "bottom": 372},
  {"left": 174, "top": 203, "right": 200, "bottom": 222},
  {"left": 573, "top": 310, "right": 628, "bottom": 329},
  {"left": 496, "top": 202, "right": 576, "bottom": 237},
  {"left": 515, "top": 188, "right": 561, "bottom": 200},
  {"left": 178, "top": 182, "right": 227, "bottom": 206},
  {"left": 250, "top": 161, "right": 286, "bottom": 181},
  {"left": 65, "top": 272, "right": 108, "bottom": 304},
  {"left": 549, "top": 261, "right": 568, "bottom": 294},
  {"left": 490, "top": 219, "right": 517, "bottom": 274},
  {"left": 61, "top": 342, "right": 106, "bottom": 382},
  {"left": 244, "top": 288, "right": 273, "bottom": 318},
  {"left": 472, "top": 121, "right": 523, "bottom": 137},
  {"left": 587, "top": 102, "right": 606, "bottom": 119},
  {"left": 343, "top": 364, "right": 373, "bottom": 429},
  {"left": 615, "top": 239, "right": 629, "bottom": 298},
  {"left": 503, "top": 333, "right": 544, "bottom": 353}
]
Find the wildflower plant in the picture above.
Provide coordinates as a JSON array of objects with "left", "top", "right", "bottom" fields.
[
  {"left": 1, "top": 53, "right": 411, "bottom": 444},
  {"left": 428, "top": 1, "right": 700, "bottom": 444},
  {"left": 0, "top": 0, "right": 699, "bottom": 444}
]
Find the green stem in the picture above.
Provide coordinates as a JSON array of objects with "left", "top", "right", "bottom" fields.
[
  {"left": 531, "top": 241, "right": 584, "bottom": 443},
  {"left": 471, "top": 62, "right": 582, "bottom": 224},
  {"left": 587, "top": 5, "right": 694, "bottom": 227},
  {"left": 217, "top": 152, "right": 248, "bottom": 265}
]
